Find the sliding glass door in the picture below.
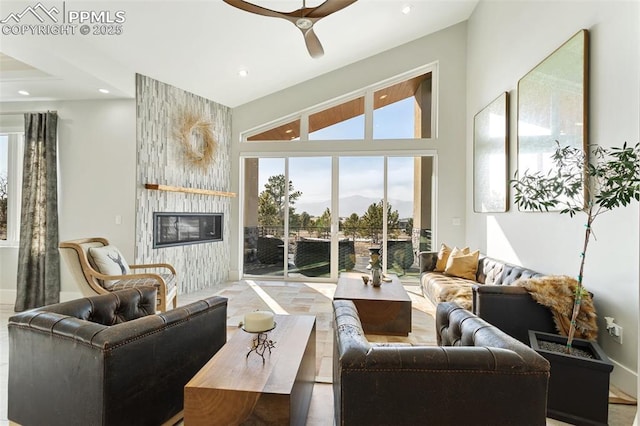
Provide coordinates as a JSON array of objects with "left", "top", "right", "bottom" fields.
[
  {"left": 242, "top": 155, "right": 433, "bottom": 282},
  {"left": 243, "top": 158, "right": 286, "bottom": 277},
  {"left": 287, "top": 157, "right": 333, "bottom": 278},
  {"left": 338, "top": 157, "right": 384, "bottom": 274}
]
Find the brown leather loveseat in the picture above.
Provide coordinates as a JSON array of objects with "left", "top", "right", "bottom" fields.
[
  {"left": 8, "top": 287, "right": 227, "bottom": 426},
  {"left": 333, "top": 300, "right": 550, "bottom": 425}
]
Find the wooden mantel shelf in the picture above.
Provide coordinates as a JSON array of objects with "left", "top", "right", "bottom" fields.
[{"left": 145, "top": 183, "right": 236, "bottom": 198}]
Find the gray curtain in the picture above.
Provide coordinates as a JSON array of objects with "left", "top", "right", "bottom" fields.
[{"left": 15, "top": 112, "right": 60, "bottom": 312}]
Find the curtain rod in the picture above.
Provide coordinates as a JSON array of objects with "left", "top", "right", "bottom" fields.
[{"left": 0, "top": 110, "right": 58, "bottom": 115}]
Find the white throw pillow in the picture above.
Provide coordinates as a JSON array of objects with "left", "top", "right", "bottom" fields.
[{"left": 89, "top": 245, "right": 131, "bottom": 278}]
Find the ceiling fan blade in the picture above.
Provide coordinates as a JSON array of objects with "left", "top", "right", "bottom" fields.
[
  {"left": 222, "top": 0, "right": 285, "bottom": 19},
  {"left": 302, "top": 27, "right": 324, "bottom": 58},
  {"left": 306, "top": 0, "right": 358, "bottom": 19}
]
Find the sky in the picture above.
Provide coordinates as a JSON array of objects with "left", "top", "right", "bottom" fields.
[{"left": 256, "top": 98, "right": 417, "bottom": 217}]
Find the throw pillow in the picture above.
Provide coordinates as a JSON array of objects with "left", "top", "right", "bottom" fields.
[
  {"left": 89, "top": 245, "right": 131, "bottom": 279},
  {"left": 444, "top": 249, "right": 479, "bottom": 280},
  {"left": 449, "top": 246, "right": 470, "bottom": 258},
  {"left": 434, "top": 243, "right": 452, "bottom": 272}
]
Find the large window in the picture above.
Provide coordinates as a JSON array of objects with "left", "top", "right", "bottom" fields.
[
  {"left": 243, "top": 65, "right": 435, "bottom": 142},
  {"left": 239, "top": 64, "right": 438, "bottom": 283},
  {"left": 0, "top": 133, "right": 23, "bottom": 243}
]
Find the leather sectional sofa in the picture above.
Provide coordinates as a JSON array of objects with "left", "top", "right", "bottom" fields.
[
  {"left": 8, "top": 287, "right": 228, "bottom": 426},
  {"left": 419, "top": 251, "right": 557, "bottom": 343},
  {"left": 333, "top": 299, "right": 550, "bottom": 425}
]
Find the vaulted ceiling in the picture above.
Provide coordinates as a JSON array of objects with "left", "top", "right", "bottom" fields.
[{"left": 0, "top": 1, "right": 478, "bottom": 107}]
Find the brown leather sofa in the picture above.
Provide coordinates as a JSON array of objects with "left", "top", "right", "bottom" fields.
[
  {"left": 8, "top": 287, "right": 227, "bottom": 426},
  {"left": 333, "top": 300, "right": 550, "bottom": 425},
  {"left": 419, "top": 251, "right": 557, "bottom": 343}
]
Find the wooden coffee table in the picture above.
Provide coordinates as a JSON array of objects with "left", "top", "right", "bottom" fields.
[
  {"left": 334, "top": 272, "right": 412, "bottom": 336},
  {"left": 184, "top": 315, "right": 316, "bottom": 426}
]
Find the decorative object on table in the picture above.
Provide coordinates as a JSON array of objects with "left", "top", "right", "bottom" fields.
[
  {"left": 512, "top": 139, "right": 640, "bottom": 424},
  {"left": 517, "top": 29, "right": 588, "bottom": 213},
  {"left": 361, "top": 275, "right": 369, "bottom": 284},
  {"left": 174, "top": 110, "right": 217, "bottom": 169},
  {"left": 473, "top": 92, "right": 509, "bottom": 212},
  {"left": 242, "top": 310, "right": 276, "bottom": 362},
  {"left": 368, "top": 247, "right": 382, "bottom": 286}
]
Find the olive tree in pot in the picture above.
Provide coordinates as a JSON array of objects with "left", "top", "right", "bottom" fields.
[{"left": 512, "top": 141, "right": 640, "bottom": 425}]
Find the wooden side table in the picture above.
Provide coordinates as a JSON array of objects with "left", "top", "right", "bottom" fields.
[{"left": 334, "top": 272, "right": 412, "bottom": 335}]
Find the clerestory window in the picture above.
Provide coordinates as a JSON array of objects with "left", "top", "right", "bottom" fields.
[{"left": 244, "top": 65, "right": 435, "bottom": 142}]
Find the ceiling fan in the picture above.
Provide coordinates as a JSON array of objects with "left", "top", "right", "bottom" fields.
[{"left": 223, "top": 0, "right": 358, "bottom": 58}]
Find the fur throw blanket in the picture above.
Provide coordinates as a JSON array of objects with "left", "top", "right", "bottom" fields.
[
  {"left": 439, "top": 285, "right": 473, "bottom": 310},
  {"left": 514, "top": 275, "right": 598, "bottom": 341}
]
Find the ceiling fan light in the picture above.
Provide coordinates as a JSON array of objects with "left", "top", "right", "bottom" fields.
[{"left": 296, "top": 18, "right": 313, "bottom": 30}]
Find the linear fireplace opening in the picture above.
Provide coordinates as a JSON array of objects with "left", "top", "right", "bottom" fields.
[{"left": 153, "top": 212, "right": 223, "bottom": 248}]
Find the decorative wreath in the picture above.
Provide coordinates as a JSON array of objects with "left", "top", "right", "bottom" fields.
[{"left": 174, "top": 111, "right": 217, "bottom": 169}]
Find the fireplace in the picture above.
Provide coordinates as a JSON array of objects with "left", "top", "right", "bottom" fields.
[{"left": 153, "top": 212, "right": 223, "bottom": 248}]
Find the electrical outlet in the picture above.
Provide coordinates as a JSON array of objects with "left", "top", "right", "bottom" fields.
[{"left": 609, "top": 324, "right": 623, "bottom": 344}]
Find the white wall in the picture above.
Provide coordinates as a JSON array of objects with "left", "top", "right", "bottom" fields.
[
  {"left": 466, "top": 1, "right": 639, "bottom": 397},
  {"left": 231, "top": 22, "right": 469, "bottom": 278},
  {"left": 0, "top": 99, "right": 136, "bottom": 303}
]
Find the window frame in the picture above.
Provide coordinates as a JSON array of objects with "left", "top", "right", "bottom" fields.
[
  {"left": 0, "top": 132, "right": 24, "bottom": 245},
  {"left": 241, "top": 62, "right": 439, "bottom": 142}
]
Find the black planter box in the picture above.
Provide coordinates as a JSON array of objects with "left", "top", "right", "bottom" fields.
[{"left": 529, "top": 330, "right": 614, "bottom": 426}]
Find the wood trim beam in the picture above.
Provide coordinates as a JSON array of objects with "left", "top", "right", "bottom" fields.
[{"left": 144, "top": 183, "right": 236, "bottom": 197}]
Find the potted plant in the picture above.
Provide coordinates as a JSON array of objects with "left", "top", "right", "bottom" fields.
[{"left": 512, "top": 141, "right": 640, "bottom": 425}]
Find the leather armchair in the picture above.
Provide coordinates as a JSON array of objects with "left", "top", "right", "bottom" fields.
[
  {"left": 333, "top": 300, "right": 549, "bottom": 426},
  {"left": 8, "top": 287, "right": 227, "bottom": 426}
]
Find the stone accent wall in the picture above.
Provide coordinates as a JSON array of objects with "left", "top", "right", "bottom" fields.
[{"left": 135, "top": 74, "right": 232, "bottom": 294}]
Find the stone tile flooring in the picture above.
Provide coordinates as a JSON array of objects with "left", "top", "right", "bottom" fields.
[{"left": 1, "top": 280, "right": 636, "bottom": 425}]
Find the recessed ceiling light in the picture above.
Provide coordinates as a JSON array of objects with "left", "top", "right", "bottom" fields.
[
  {"left": 401, "top": 5, "right": 411, "bottom": 15},
  {"left": 18, "top": 90, "right": 30, "bottom": 96},
  {"left": 379, "top": 94, "right": 388, "bottom": 100},
  {"left": 98, "top": 88, "right": 110, "bottom": 94},
  {"left": 285, "top": 129, "right": 293, "bottom": 134},
  {"left": 238, "top": 69, "right": 249, "bottom": 78}
]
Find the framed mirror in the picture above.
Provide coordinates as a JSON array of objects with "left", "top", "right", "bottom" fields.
[
  {"left": 517, "top": 29, "right": 589, "bottom": 210},
  {"left": 473, "top": 92, "right": 509, "bottom": 213}
]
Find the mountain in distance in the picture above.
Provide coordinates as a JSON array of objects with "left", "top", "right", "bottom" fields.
[{"left": 294, "top": 195, "right": 413, "bottom": 219}]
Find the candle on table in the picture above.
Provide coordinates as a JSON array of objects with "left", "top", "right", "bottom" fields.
[{"left": 244, "top": 311, "right": 275, "bottom": 332}]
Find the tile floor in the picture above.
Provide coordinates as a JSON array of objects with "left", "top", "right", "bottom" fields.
[{"left": 1, "top": 280, "right": 636, "bottom": 425}]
